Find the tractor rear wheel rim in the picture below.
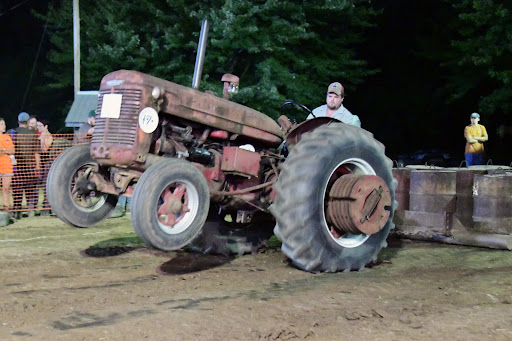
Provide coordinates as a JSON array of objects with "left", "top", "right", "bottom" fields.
[{"left": 322, "top": 158, "right": 386, "bottom": 248}]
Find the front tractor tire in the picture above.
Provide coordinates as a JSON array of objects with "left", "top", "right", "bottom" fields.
[
  {"left": 131, "top": 159, "right": 210, "bottom": 251},
  {"left": 46, "top": 145, "right": 117, "bottom": 227},
  {"left": 270, "top": 123, "right": 397, "bottom": 272}
]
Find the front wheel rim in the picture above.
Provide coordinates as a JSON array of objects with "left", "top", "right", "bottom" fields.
[
  {"left": 156, "top": 179, "right": 199, "bottom": 235},
  {"left": 71, "top": 165, "right": 108, "bottom": 212}
]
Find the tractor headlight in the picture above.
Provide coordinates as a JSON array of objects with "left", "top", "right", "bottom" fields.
[{"left": 151, "top": 86, "right": 162, "bottom": 99}]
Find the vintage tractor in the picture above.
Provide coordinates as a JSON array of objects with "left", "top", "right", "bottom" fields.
[{"left": 47, "top": 71, "right": 396, "bottom": 272}]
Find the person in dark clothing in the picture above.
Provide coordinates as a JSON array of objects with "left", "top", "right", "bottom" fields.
[
  {"left": 74, "top": 110, "right": 96, "bottom": 144},
  {"left": 11, "top": 112, "right": 41, "bottom": 219}
]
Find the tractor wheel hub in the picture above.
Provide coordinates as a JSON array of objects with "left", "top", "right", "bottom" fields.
[{"left": 327, "top": 174, "right": 391, "bottom": 235}]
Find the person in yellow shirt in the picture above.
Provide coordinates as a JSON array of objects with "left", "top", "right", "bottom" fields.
[{"left": 464, "top": 112, "right": 488, "bottom": 166}]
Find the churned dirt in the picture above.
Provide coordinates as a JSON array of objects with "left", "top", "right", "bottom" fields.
[{"left": 0, "top": 214, "right": 511, "bottom": 341}]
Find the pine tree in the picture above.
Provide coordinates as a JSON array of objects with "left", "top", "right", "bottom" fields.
[
  {"left": 446, "top": 0, "right": 512, "bottom": 115},
  {"left": 38, "top": 0, "right": 378, "bottom": 122}
]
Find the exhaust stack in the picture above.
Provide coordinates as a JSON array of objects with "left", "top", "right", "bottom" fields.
[{"left": 192, "top": 19, "right": 209, "bottom": 89}]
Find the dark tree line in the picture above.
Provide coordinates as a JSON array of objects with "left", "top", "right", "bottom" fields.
[{"left": 37, "top": 0, "right": 380, "bottom": 122}]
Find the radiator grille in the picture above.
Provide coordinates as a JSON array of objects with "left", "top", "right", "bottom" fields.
[{"left": 92, "top": 89, "right": 142, "bottom": 145}]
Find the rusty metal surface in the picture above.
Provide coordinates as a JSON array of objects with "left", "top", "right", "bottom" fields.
[
  {"left": 327, "top": 174, "right": 391, "bottom": 235},
  {"left": 392, "top": 168, "right": 411, "bottom": 211},
  {"left": 473, "top": 174, "right": 512, "bottom": 234},
  {"left": 473, "top": 174, "right": 512, "bottom": 217},
  {"left": 409, "top": 170, "right": 456, "bottom": 213},
  {"left": 285, "top": 117, "right": 338, "bottom": 149},
  {"left": 100, "top": 70, "right": 283, "bottom": 146},
  {"left": 393, "top": 167, "right": 512, "bottom": 249},
  {"left": 93, "top": 88, "right": 141, "bottom": 145},
  {"left": 467, "top": 165, "right": 512, "bottom": 172},
  {"left": 454, "top": 168, "right": 486, "bottom": 228},
  {"left": 157, "top": 183, "right": 189, "bottom": 227},
  {"left": 405, "top": 165, "right": 444, "bottom": 170},
  {"left": 91, "top": 86, "right": 152, "bottom": 167},
  {"left": 433, "top": 230, "right": 512, "bottom": 250},
  {"left": 220, "top": 147, "right": 261, "bottom": 178},
  {"left": 393, "top": 210, "right": 451, "bottom": 238},
  {"left": 88, "top": 70, "right": 288, "bottom": 217}
]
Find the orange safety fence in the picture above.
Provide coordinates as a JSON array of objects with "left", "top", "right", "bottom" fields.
[{"left": 0, "top": 133, "right": 88, "bottom": 215}]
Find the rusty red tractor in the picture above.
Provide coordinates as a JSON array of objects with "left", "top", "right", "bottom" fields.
[{"left": 47, "top": 70, "right": 397, "bottom": 272}]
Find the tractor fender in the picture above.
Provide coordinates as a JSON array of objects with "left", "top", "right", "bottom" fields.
[{"left": 285, "top": 117, "right": 340, "bottom": 149}]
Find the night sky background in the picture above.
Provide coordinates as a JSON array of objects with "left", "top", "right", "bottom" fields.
[{"left": 0, "top": 0, "right": 506, "bottom": 164}]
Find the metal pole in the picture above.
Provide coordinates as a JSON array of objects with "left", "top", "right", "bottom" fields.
[
  {"left": 192, "top": 19, "right": 209, "bottom": 89},
  {"left": 73, "top": 0, "right": 80, "bottom": 97}
]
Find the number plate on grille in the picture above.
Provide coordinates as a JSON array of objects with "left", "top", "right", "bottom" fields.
[{"left": 101, "top": 94, "right": 123, "bottom": 118}]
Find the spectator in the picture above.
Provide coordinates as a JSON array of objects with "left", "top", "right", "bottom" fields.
[
  {"left": 0, "top": 118, "right": 15, "bottom": 212},
  {"left": 28, "top": 116, "right": 38, "bottom": 132},
  {"left": 11, "top": 112, "right": 41, "bottom": 219},
  {"left": 74, "top": 110, "right": 96, "bottom": 144},
  {"left": 307, "top": 82, "right": 361, "bottom": 127},
  {"left": 37, "top": 119, "right": 53, "bottom": 215},
  {"left": 37, "top": 119, "right": 53, "bottom": 153},
  {"left": 110, "top": 196, "right": 132, "bottom": 218},
  {"left": 464, "top": 112, "right": 488, "bottom": 167},
  {"left": 26, "top": 115, "right": 44, "bottom": 212}
]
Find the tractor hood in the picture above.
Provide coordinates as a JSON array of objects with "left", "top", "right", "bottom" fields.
[{"left": 100, "top": 70, "right": 284, "bottom": 146}]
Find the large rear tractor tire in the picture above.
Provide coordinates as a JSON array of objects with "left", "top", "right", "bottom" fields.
[
  {"left": 46, "top": 145, "right": 117, "bottom": 227},
  {"left": 270, "top": 123, "right": 397, "bottom": 272},
  {"left": 131, "top": 159, "right": 210, "bottom": 251}
]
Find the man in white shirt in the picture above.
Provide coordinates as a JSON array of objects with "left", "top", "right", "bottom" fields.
[{"left": 308, "top": 82, "right": 361, "bottom": 127}]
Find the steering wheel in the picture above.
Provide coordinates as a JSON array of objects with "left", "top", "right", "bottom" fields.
[{"left": 279, "top": 101, "right": 314, "bottom": 120}]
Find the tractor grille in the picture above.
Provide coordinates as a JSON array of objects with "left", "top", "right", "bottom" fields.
[{"left": 93, "top": 89, "right": 142, "bottom": 146}]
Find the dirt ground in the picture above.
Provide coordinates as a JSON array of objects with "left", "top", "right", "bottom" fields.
[{"left": 0, "top": 215, "right": 511, "bottom": 341}]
